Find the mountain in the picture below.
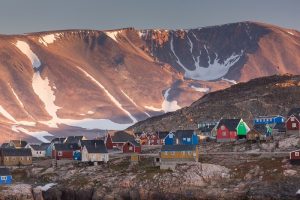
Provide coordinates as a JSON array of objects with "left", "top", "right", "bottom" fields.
[
  {"left": 129, "top": 74, "right": 300, "bottom": 132},
  {"left": 0, "top": 21, "right": 299, "bottom": 143}
]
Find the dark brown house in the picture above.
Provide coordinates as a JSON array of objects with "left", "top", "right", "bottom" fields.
[{"left": 0, "top": 148, "right": 32, "bottom": 166}]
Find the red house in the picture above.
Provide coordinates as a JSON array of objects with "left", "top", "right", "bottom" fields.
[
  {"left": 135, "top": 132, "right": 149, "bottom": 145},
  {"left": 122, "top": 141, "right": 141, "bottom": 153},
  {"left": 148, "top": 133, "right": 159, "bottom": 145},
  {"left": 286, "top": 108, "right": 300, "bottom": 132},
  {"left": 290, "top": 149, "right": 300, "bottom": 161},
  {"left": 216, "top": 119, "right": 240, "bottom": 142},
  {"left": 105, "top": 131, "right": 136, "bottom": 150},
  {"left": 52, "top": 143, "right": 80, "bottom": 160}
]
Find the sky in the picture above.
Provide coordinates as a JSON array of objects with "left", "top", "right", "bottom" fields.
[{"left": 0, "top": 0, "right": 299, "bottom": 34}]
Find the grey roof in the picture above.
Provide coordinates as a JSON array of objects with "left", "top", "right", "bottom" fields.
[
  {"left": 64, "top": 136, "right": 84, "bottom": 144},
  {"left": 51, "top": 138, "right": 66, "bottom": 144},
  {"left": 253, "top": 124, "right": 268, "bottom": 134},
  {"left": 217, "top": 119, "right": 241, "bottom": 131},
  {"left": 161, "top": 145, "right": 196, "bottom": 152},
  {"left": 288, "top": 108, "right": 300, "bottom": 120},
  {"left": 1, "top": 143, "right": 12, "bottom": 148},
  {"left": 0, "top": 168, "right": 11, "bottom": 176},
  {"left": 111, "top": 131, "right": 135, "bottom": 143},
  {"left": 175, "top": 130, "right": 195, "bottom": 139},
  {"left": 0, "top": 148, "right": 32, "bottom": 156},
  {"left": 29, "top": 143, "right": 50, "bottom": 151},
  {"left": 127, "top": 140, "right": 141, "bottom": 147},
  {"left": 85, "top": 141, "right": 108, "bottom": 153},
  {"left": 10, "top": 140, "right": 27, "bottom": 148},
  {"left": 81, "top": 140, "right": 104, "bottom": 147},
  {"left": 54, "top": 143, "right": 80, "bottom": 151},
  {"left": 273, "top": 123, "right": 286, "bottom": 132},
  {"left": 157, "top": 131, "right": 169, "bottom": 139},
  {"left": 199, "top": 124, "right": 216, "bottom": 133}
]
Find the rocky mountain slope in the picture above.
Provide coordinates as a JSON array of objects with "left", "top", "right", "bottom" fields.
[
  {"left": 130, "top": 74, "right": 300, "bottom": 132},
  {"left": 0, "top": 21, "right": 299, "bottom": 143}
]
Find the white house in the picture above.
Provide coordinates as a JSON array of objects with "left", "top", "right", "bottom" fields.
[
  {"left": 81, "top": 140, "right": 109, "bottom": 163},
  {"left": 25, "top": 143, "right": 50, "bottom": 158}
]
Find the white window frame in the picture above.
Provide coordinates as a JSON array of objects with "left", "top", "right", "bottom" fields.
[
  {"left": 296, "top": 152, "right": 300, "bottom": 157},
  {"left": 187, "top": 138, "right": 191, "bottom": 142},
  {"left": 1, "top": 176, "right": 7, "bottom": 181},
  {"left": 292, "top": 123, "right": 297, "bottom": 128},
  {"left": 291, "top": 117, "right": 295, "bottom": 122},
  {"left": 129, "top": 146, "right": 133, "bottom": 151},
  {"left": 58, "top": 151, "right": 63, "bottom": 156},
  {"left": 222, "top": 131, "right": 226, "bottom": 136}
]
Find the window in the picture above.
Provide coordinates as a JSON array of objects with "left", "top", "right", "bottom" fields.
[
  {"left": 27, "top": 157, "right": 31, "bottom": 160},
  {"left": 292, "top": 123, "right": 297, "bottom": 128},
  {"left": 221, "top": 126, "right": 225, "bottom": 130},
  {"left": 1, "top": 176, "right": 7, "bottom": 181},
  {"left": 295, "top": 152, "right": 300, "bottom": 157},
  {"left": 129, "top": 146, "right": 133, "bottom": 151},
  {"left": 187, "top": 138, "right": 191, "bottom": 142},
  {"left": 222, "top": 131, "right": 226, "bottom": 136},
  {"left": 183, "top": 138, "right": 186, "bottom": 141},
  {"left": 291, "top": 117, "right": 295, "bottom": 122},
  {"left": 58, "top": 151, "right": 63, "bottom": 156},
  {"left": 169, "top": 134, "right": 173, "bottom": 138}
]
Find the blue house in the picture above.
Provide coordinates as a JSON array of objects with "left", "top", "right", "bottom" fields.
[
  {"left": 164, "top": 130, "right": 199, "bottom": 145},
  {"left": 254, "top": 115, "right": 285, "bottom": 125},
  {"left": 164, "top": 132, "right": 175, "bottom": 145},
  {"left": 0, "top": 168, "right": 12, "bottom": 185}
]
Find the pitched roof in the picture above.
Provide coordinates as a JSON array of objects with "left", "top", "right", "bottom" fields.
[
  {"left": 64, "top": 136, "right": 85, "bottom": 144},
  {"left": 10, "top": 140, "right": 27, "bottom": 148},
  {"left": 111, "top": 131, "right": 135, "bottom": 143},
  {"left": 84, "top": 141, "right": 108, "bottom": 154},
  {"left": 127, "top": 140, "right": 141, "bottom": 147},
  {"left": 175, "top": 130, "right": 195, "bottom": 139},
  {"left": 28, "top": 143, "right": 50, "bottom": 151},
  {"left": 0, "top": 168, "right": 11, "bottom": 176},
  {"left": 1, "top": 143, "right": 11, "bottom": 148},
  {"left": 0, "top": 148, "right": 32, "bottom": 156},
  {"left": 81, "top": 140, "right": 104, "bottom": 147},
  {"left": 51, "top": 138, "right": 66, "bottom": 144},
  {"left": 157, "top": 131, "right": 169, "bottom": 139},
  {"left": 161, "top": 145, "right": 196, "bottom": 152},
  {"left": 54, "top": 143, "right": 80, "bottom": 151},
  {"left": 199, "top": 124, "right": 216, "bottom": 133},
  {"left": 253, "top": 124, "right": 268, "bottom": 134},
  {"left": 288, "top": 108, "right": 300, "bottom": 120},
  {"left": 217, "top": 119, "right": 241, "bottom": 131}
]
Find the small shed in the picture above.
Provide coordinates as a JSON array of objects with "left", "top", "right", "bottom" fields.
[
  {"left": 123, "top": 140, "right": 141, "bottom": 153},
  {"left": 290, "top": 149, "right": 300, "bottom": 161},
  {"left": 0, "top": 168, "right": 12, "bottom": 185}
]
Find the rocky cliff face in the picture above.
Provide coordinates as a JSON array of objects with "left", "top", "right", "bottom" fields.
[
  {"left": 0, "top": 21, "right": 299, "bottom": 142},
  {"left": 129, "top": 74, "right": 300, "bottom": 132}
]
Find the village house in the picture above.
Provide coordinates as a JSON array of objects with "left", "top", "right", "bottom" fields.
[
  {"left": 0, "top": 148, "right": 32, "bottom": 166},
  {"left": 64, "top": 136, "right": 87, "bottom": 145},
  {"left": 254, "top": 115, "right": 285, "bottom": 125},
  {"left": 26, "top": 143, "right": 50, "bottom": 158},
  {"left": 45, "top": 138, "right": 66, "bottom": 157},
  {"left": 159, "top": 145, "right": 199, "bottom": 170},
  {"left": 216, "top": 118, "right": 250, "bottom": 142},
  {"left": 157, "top": 131, "right": 169, "bottom": 145},
  {"left": 164, "top": 130, "right": 198, "bottom": 145},
  {"left": 0, "top": 168, "right": 12, "bottom": 185},
  {"left": 8, "top": 140, "right": 28, "bottom": 149},
  {"left": 81, "top": 140, "right": 109, "bottom": 163},
  {"left": 148, "top": 132, "right": 159, "bottom": 145},
  {"left": 198, "top": 121, "right": 219, "bottom": 138},
  {"left": 290, "top": 149, "right": 300, "bottom": 163},
  {"left": 105, "top": 131, "right": 135, "bottom": 150},
  {"left": 247, "top": 124, "right": 272, "bottom": 141},
  {"left": 52, "top": 143, "right": 80, "bottom": 160},
  {"left": 122, "top": 140, "right": 141, "bottom": 153},
  {"left": 273, "top": 123, "right": 286, "bottom": 134},
  {"left": 134, "top": 132, "right": 149, "bottom": 145},
  {"left": 286, "top": 108, "right": 300, "bottom": 133}
]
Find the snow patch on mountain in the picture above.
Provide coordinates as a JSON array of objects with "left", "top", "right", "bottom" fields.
[
  {"left": 221, "top": 78, "right": 238, "bottom": 84},
  {"left": 39, "top": 33, "right": 61, "bottom": 46},
  {"left": 76, "top": 66, "right": 137, "bottom": 123},
  {"left": 11, "top": 126, "right": 52, "bottom": 143},
  {"left": 0, "top": 105, "right": 17, "bottom": 122},
  {"left": 15, "top": 41, "right": 41, "bottom": 69},
  {"left": 105, "top": 31, "right": 122, "bottom": 42},
  {"left": 32, "top": 73, "right": 61, "bottom": 128},
  {"left": 145, "top": 88, "right": 181, "bottom": 113},
  {"left": 191, "top": 85, "right": 210, "bottom": 93},
  {"left": 87, "top": 111, "right": 94, "bottom": 115},
  {"left": 170, "top": 36, "right": 243, "bottom": 81}
]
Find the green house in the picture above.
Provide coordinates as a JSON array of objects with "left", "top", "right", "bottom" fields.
[{"left": 237, "top": 119, "right": 250, "bottom": 137}]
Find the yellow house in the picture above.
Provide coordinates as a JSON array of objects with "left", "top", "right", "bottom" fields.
[{"left": 159, "top": 145, "right": 199, "bottom": 169}]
